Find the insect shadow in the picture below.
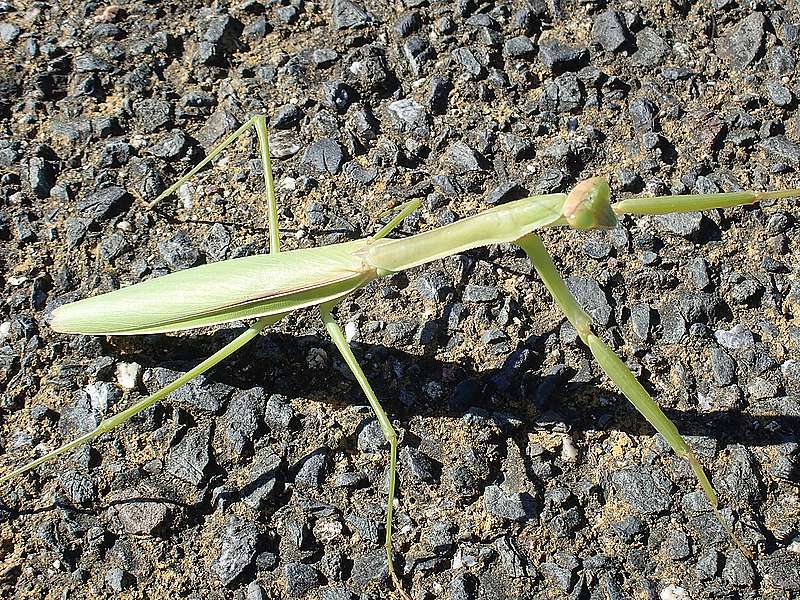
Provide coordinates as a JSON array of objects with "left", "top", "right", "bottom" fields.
[
  {"left": 103, "top": 325, "right": 798, "bottom": 451},
  {"left": 3, "top": 325, "right": 795, "bottom": 569}
]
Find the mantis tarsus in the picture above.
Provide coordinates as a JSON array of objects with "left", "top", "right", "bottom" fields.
[{"left": 1, "top": 113, "right": 797, "bottom": 596}]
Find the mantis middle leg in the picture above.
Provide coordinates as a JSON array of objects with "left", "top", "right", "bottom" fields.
[{"left": 319, "top": 300, "right": 409, "bottom": 599}]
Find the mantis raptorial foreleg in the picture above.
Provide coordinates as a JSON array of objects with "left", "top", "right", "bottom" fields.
[
  {"left": 319, "top": 301, "right": 408, "bottom": 598},
  {"left": 515, "top": 233, "right": 718, "bottom": 502},
  {"left": 515, "top": 231, "right": 757, "bottom": 555}
]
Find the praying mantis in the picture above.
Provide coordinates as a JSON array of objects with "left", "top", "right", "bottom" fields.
[{"left": 1, "top": 114, "right": 798, "bottom": 597}]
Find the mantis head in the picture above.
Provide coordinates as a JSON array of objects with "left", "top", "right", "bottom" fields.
[{"left": 563, "top": 177, "right": 618, "bottom": 230}]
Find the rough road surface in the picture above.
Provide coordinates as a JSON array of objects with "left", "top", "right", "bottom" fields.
[{"left": 0, "top": 1, "right": 799, "bottom": 599}]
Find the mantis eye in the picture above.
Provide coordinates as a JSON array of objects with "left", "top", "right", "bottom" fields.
[{"left": 563, "top": 177, "right": 618, "bottom": 230}]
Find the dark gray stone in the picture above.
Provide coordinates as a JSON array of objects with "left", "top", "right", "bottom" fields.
[
  {"left": 538, "top": 40, "right": 589, "bottom": 73},
  {"left": 240, "top": 447, "right": 282, "bottom": 509},
  {"left": 444, "top": 141, "right": 486, "bottom": 173},
  {"left": 500, "top": 133, "right": 534, "bottom": 159},
  {"left": 659, "top": 302, "right": 686, "bottom": 343},
  {"left": 357, "top": 418, "right": 386, "bottom": 453},
  {"left": 485, "top": 181, "right": 526, "bottom": 205},
  {"left": 27, "top": 156, "right": 57, "bottom": 198},
  {"left": 385, "top": 319, "right": 417, "bottom": 344},
  {"left": 197, "top": 109, "right": 239, "bottom": 147},
  {"left": 284, "top": 562, "right": 321, "bottom": 596},
  {"left": 166, "top": 427, "right": 212, "bottom": 486},
  {"left": 426, "top": 75, "right": 450, "bottom": 114},
  {"left": 294, "top": 447, "right": 329, "bottom": 489},
  {"left": 331, "top": 0, "right": 373, "bottom": 30},
  {"left": 158, "top": 230, "right": 199, "bottom": 270},
  {"left": 449, "top": 572, "right": 477, "bottom": 600},
  {"left": 539, "top": 73, "right": 584, "bottom": 113},
  {"left": 213, "top": 516, "right": 260, "bottom": 587},
  {"left": 688, "top": 257, "right": 711, "bottom": 290},
  {"left": 264, "top": 394, "right": 295, "bottom": 435},
  {"left": 611, "top": 466, "right": 672, "bottom": 515},
  {"left": 312, "top": 48, "right": 339, "bottom": 67},
  {"left": 275, "top": 6, "right": 299, "bottom": 24},
  {"left": 269, "top": 131, "right": 301, "bottom": 158},
  {"left": 758, "top": 553, "right": 800, "bottom": 592},
  {"left": 321, "top": 80, "right": 353, "bottom": 113},
  {"left": 663, "top": 529, "right": 691, "bottom": 560},
  {"left": 539, "top": 554, "right": 578, "bottom": 591},
  {"left": 695, "top": 549, "right": 721, "bottom": 580},
  {"left": 416, "top": 269, "right": 448, "bottom": 302},
  {"left": 629, "top": 303, "right": 650, "bottom": 341},
  {"left": 483, "top": 485, "right": 536, "bottom": 521},
  {"left": 150, "top": 130, "right": 189, "bottom": 160},
  {"left": 225, "top": 388, "right": 266, "bottom": 456},
  {"left": 401, "top": 446, "right": 439, "bottom": 483},
  {"left": 273, "top": 104, "right": 301, "bottom": 129},
  {"left": 722, "top": 549, "right": 755, "bottom": 587},
  {"left": 302, "top": 139, "right": 344, "bottom": 174},
  {"left": 612, "top": 515, "right": 646, "bottom": 543},
  {"left": 99, "top": 140, "right": 132, "bottom": 167},
  {"left": 628, "top": 98, "right": 658, "bottom": 133},
  {"left": 582, "top": 234, "right": 611, "bottom": 259},
  {"left": 0, "top": 22, "right": 20, "bottom": 44},
  {"left": 134, "top": 99, "right": 172, "bottom": 133},
  {"left": 105, "top": 568, "right": 131, "bottom": 592},
  {"left": 710, "top": 347, "right": 736, "bottom": 386},
  {"left": 632, "top": 28, "right": 668, "bottom": 66},
  {"left": 717, "top": 13, "right": 767, "bottom": 69},
  {"left": 60, "top": 470, "right": 95, "bottom": 506},
  {"left": 394, "top": 12, "right": 421, "bottom": 37},
  {"left": 77, "top": 186, "right": 129, "bottom": 221},
  {"left": 463, "top": 284, "right": 499, "bottom": 303},
  {"left": 591, "top": 10, "right": 630, "bottom": 52},
  {"left": 768, "top": 46, "right": 796, "bottom": 76},
  {"left": 504, "top": 36, "right": 535, "bottom": 58},
  {"left": 346, "top": 513, "right": 380, "bottom": 544},
  {"left": 566, "top": 277, "right": 612, "bottom": 326},
  {"left": 452, "top": 47, "right": 483, "bottom": 78},
  {"left": 716, "top": 445, "right": 760, "bottom": 505},
  {"left": 322, "top": 587, "right": 355, "bottom": 600},
  {"left": 349, "top": 549, "right": 388, "bottom": 590},
  {"left": 656, "top": 212, "right": 703, "bottom": 238},
  {"left": 100, "top": 232, "right": 129, "bottom": 263},
  {"left": 149, "top": 368, "right": 231, "bottom": 413},
  {"left": 766, "top": 81, "right": 793, "bottom": 107},
  {"left": 760, "top": 135, "right": 800, "bottom": 165},
  {"left": 404, "top": 35, "right": 435, "bottom": 75}
]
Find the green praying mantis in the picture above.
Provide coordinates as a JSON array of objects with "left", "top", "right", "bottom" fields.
[{"left": 1, "top": 113, "right": 798, "bottom": 597}]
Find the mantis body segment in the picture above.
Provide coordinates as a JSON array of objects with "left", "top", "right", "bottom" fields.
[{"left": 2, "top": 114, "right": 798, "bottom": 596}]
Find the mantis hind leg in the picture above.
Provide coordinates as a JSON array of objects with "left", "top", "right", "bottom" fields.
[
  {"left": 146, "top": 114, "right": 282, "bottom": 254},
  {"left": 253, "top": 115, "right": 280, "bottom": 254},
  {"left": 0, "top": 314, "right": 284, "bottom": 484},
  {"left": 147, "top": 115, "right": 259, "bottom": 209},
  {"left": 319, "top": 301, "right": 410, "bottom": 600}
]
